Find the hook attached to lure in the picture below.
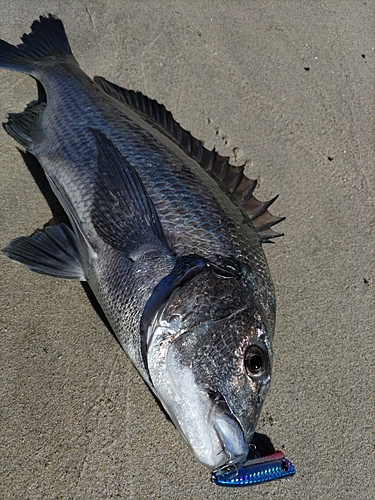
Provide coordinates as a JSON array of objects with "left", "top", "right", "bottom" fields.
[{"left": 211, "top": 450, "right": 296, "bottom": 487}]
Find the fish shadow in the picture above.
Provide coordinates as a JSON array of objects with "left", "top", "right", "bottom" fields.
[
  {"left": 80, "top": 282, "right": 169, "bottom": 421},
  {"left": 250, "top": 432, "right": 276, "bottom": 458},
  {"left": 19, "top": 149, "right": 69, "bottom": 227}
]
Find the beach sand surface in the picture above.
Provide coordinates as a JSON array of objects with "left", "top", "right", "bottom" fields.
[{"left": 0, "top": 2, "right": 373, "bottom": 499}]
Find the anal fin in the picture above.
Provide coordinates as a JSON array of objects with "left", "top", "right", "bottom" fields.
[{"left": 2, "top": 223, "right": 85, "bottom": 280}]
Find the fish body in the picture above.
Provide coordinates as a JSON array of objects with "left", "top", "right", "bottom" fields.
[{"left": 0, "top": 16, "right": 284, "bottom": 471}]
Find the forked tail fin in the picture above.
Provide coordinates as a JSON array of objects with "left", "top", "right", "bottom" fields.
[{"left": 0, "top": 14, "right": 73, "bottom": 74}]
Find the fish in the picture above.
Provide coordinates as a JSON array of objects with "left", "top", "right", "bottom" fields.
[{"left": 0, "top": 15, "right": 285, "bottom": 473}]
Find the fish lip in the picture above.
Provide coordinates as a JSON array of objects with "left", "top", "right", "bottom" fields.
[{"left": 208, "top": 391, "right": 249, "bottom": 468}]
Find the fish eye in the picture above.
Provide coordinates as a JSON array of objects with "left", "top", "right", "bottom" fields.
[{"left": 244, "top": 346, "right": 268, "bottom": 378}]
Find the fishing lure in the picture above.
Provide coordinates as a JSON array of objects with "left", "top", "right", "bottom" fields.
[{"left": 211, "top": 450, "right": 296, "bottom": 487}]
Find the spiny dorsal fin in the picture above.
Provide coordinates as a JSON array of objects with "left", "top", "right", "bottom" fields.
[{"left": 94, "top": 76, "right": 284, "bottom": 241}]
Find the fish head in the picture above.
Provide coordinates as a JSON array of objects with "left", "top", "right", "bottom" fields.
[{"left": 146, "top": 257, "right": 274, "bottom": 470}]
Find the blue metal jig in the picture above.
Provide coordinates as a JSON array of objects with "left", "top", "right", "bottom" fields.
[{"left": 211, "top": 450, "right": 296, "bottom": 487}]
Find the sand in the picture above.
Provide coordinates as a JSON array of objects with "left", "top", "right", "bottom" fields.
[{"left": 0, "top": 2, "right": 374, "bottom": 499}]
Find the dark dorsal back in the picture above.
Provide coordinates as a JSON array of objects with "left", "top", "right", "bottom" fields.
[{"left": 93, "top": 76, "right": 285, "bottom": 242}]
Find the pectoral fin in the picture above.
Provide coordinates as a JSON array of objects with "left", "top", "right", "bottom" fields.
[
  {"left": 90, "top": 129, "right": 171, "bottom": 260},
  {"left": 2, "top": 223, "right": 85, "bottom": 280}
]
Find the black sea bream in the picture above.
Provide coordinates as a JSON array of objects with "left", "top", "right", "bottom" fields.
[{"left": 0, "top": 15, "right": 284, "bottom": 470}]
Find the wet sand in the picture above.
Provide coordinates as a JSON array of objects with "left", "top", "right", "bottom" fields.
[{"left": 0, "top": 2, "right": 374, "bottom": 499}]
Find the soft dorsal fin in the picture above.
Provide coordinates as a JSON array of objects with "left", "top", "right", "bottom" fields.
[
  {"left": 4, "top": 100, "right": 46, "bottom": 149},
  {"left": 94, "top": 76, "right": 285, "bottom": 241}
]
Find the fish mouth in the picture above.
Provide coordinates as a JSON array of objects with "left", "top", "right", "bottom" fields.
[{"left": 208, "top": 392, "right": 249, "bottom": 469}]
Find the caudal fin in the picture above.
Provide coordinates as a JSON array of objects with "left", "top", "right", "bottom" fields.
[{"left": 0, "top": 14, "right": 73, "bottom": 74}]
